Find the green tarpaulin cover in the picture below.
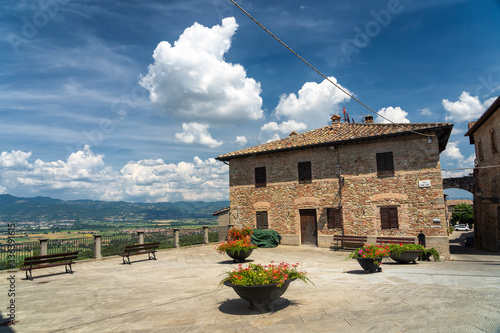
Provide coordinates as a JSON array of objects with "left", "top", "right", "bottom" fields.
[{"left": 251, "top": 229, "right": 281, "bottom": 248}]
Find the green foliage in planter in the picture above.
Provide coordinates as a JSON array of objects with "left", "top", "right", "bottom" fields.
[
  {"left": 220, "top": 262, "right": 313, "bottom": 287},
  {"left": 216, "top": 239, "right": 257, "bottom": 255},
  {"left": 423, "top": 248, "right": 440, "bottom": 262},
  {"left": 388, "top": 243, "right": 440, "bottom": 261},
  {"left": 388, "top": 243, "right": 425, "bottom": 255},
  {"left": 345, "top": 244, "right": 391, "bottom": 266}
]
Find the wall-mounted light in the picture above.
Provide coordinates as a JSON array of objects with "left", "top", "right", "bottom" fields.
[
  {"left": 427, "top": 137, "right": 432, "bottom": 144},
  {"left": 334, "top": 162, "right": 341, "bottom": 178},
  {"left": 476, "top": 189, "right": 483, "bottom": 198}
]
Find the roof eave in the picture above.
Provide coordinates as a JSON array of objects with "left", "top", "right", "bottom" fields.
[{"left": 216, "top": 124, "right": 454, "bottom": 161}]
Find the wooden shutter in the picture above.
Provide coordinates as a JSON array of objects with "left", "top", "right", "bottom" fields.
[
  {"left": 255, "top": 167, "right": 266, "bottom": 187},
  {"left": 491, "top": 129, "right": 498, "bottom": 154},
  {"left": 298, "top": 161, "right": 312, "bottom": 183},
  {"left": 327, "top": 208, "right": 342, "bottom": 229},
  {"left": 380, "top": 207, "right": 399, "bottom": 229},
  {"left": 376, "top": 152, "right": 394, "bottom": 177},
  {"left": 256, "top": 211, "right": 268, "bottom": 229},
  {"left": 478, "top": 140, "right": 484, "bottom": 161}
]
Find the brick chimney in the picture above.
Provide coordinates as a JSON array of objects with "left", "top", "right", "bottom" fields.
[
  {"left": 330, "top": 114, "right": 341, "bottom": 124},
  {"left": 364, "top": 115, "right": 374, "bottom": 123}
]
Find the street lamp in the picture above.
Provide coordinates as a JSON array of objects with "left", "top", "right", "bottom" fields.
[{"left": 334, "top": 163, "right": 341, "bottom": 178}]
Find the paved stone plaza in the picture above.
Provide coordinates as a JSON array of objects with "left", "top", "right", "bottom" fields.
[{"left": 2, "top": 232, "right": 500, "bottom": 332}]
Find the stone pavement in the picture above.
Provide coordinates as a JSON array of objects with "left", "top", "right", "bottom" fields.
[{"left": 2, "top": 237, "right": 500, "bottom": 333}]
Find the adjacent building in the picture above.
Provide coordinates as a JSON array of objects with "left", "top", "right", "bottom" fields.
[
  {"left": 217, "top": 115, "right": 453, "bottom": 258},
  {"left": 465, "top": 95, "right": 500, "bottom": 252},
  {"left": 213, "top": 206, "right": 230, "bottom": 242}
]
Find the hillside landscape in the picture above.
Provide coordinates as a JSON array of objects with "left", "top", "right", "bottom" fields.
[{"left": 0, "top": 194, "right": 228, "bottom": 223}]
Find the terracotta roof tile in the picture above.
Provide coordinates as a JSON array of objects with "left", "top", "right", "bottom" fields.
[{"left": 217, "top": 122, "right": 453, "bottom": 161}]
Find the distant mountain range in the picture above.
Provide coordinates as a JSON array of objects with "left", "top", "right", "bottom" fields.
[{"left": 0, "top": 194, "right": 229, "bottom": 223}]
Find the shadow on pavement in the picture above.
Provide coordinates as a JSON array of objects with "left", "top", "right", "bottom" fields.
[
  {"left": 218, "top": 297, "right": 292, "bottom": 315},
  {"left": 449, "top": 231, "right": 500, "bottom": 259}
]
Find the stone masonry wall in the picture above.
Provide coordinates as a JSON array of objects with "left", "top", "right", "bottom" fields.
[
  {"left": 228, "top": 133, "right": 449, "bottom": 258},
  {"left": 471, "top": 108, "right": 500, "bottom": 252}
]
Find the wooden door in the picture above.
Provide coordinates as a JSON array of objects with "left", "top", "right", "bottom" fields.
[{"left": 300, "top": 209, "right": 317, "bottom": 245}]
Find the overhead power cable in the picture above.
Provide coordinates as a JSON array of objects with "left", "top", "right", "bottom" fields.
[
  {"left": 441, "top": 164, "right": 500, "bottom": 171},
  {"left": 229, "top": 0, "right": 429, "bottom": 137}
]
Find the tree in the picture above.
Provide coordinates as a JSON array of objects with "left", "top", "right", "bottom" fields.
[{"left": 450, "top": 203, "right": 474, "bottom": 227}]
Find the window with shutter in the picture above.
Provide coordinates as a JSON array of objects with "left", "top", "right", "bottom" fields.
[
  {"left": 376, "top": 152, "right": 394, "bottom": 177},
  {"left": 256, "top": 211, "right": 268, "bottom": 229},
  {"left": 478, "top": 140, "right": 484, "bottom": 161},
  {"left": 380, "top": 206, "right": 399, "bottom": 229},
  {"left": 298, "top": 161, "right": 312, "bottom": 184},
  {"left": 491, "top": 129, "right": 498, "bottom": 154},
  {"left": 327, "top": 208, "right": 342, "bottom": 229},
  {"left": 255, "top": 167, "right": 266, "bottom": 187}
]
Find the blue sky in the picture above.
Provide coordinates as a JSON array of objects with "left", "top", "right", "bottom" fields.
[{"left": 0, "top": 0, "right": 499, "bottom": 202}]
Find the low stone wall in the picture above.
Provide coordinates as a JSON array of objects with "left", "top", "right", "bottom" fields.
[{"left": 280, "top": 234, "right": 300, "bottom": 246}]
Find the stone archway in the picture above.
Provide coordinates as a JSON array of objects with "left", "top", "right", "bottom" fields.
[{"left": 443, "top": 176, "right": 473, "bottom": 193}]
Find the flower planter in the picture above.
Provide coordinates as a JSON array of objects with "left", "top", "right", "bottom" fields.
[
  {"left": 389, "top": 250, "right": 422, "bottom": 264},
  {"left": 226, "top": 248, "right": 254, "bottom": 263},
  {"left": 356, "top": 257, "right": 383, "bottom": 273},
  {"left": 224, "top": 278, "right": 296, "bottom": 311}
]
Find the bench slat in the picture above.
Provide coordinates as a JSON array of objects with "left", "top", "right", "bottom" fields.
[
  {"left": 124, "top": 242, "right": 160, "bottom": 250},
  {"left": 120, "top": 250, "right": 155, "bottom": 257},
  {"left": 24, "top": 255, "right": 78, "bottom": 265},
  {"left": 332, "top": 235, "right": 367, "bottom": 250},
  {"left": 24, "top": 251, "right": 79, "bottom": 261},
  {"left": 20, "top": 261, "right": 72, "bottom": 271},
  {"left": 376, "top": 237, "right": 415, "bottom": 244}
]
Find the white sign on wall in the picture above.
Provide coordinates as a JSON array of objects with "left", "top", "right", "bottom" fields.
[{"left": 418, "top": 180, "right": 431, "bottom": 188}]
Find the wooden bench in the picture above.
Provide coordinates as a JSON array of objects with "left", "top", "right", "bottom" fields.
[
  {"left": 376, "top": 237, "right": 416, "bottom": 245},
  {"left": 333, "top": 235, "right": 367, "bottom": 250},
  {"left": 21, "top": 251, "right": 79, "bottom": 280},
  {"left": 120, "top": 242, "right": 160, "bottom": 264}
]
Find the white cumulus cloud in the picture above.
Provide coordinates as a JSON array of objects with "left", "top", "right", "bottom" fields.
[
  {"left": 442, "top": 141, "right": 475, "bottom": 177},
  {"left": 234, "top": 136, "right": 247, "bottom": 145},
  {"left": 174, "top": 122, "right": 223, "bottom": 148},
  {"left": 261, "top": 120, "right": 307, "bottom": 134},
  {"left": 117, "top": 156, "right": 228, "bottom": 202},
  {"left": 419, "top": 108, "right": 432, "bottom": 116},
  {"left": 0, "top": 150, "right": 32, "bottom": 168},
  {"left": 443, "top": 92, "right": 496, "bottom": 122},
  {"left": 274, "top": 76, "right": 352, "bottom": 129},
  {"left": 443, "top": 141, "right": 464, "bottom": 161},
  {"left": 139, "top": 17, "right": 263, "bottom": 125},
  {"left": 375, "top": 107, "right": 410, "bottom": 123},
  {"left": 0, "top": 146, "right": 229, "bottom": 202}
]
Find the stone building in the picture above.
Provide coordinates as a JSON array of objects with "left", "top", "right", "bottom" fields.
[
  {"left": 217, "top": 115, "right": 453, "bottom": 258},
  {"left": 213, "top": 206, "right": 230, "bottom": 242},
  {"left": 465, "top": 95, "right": 500, "bottom": 252}
]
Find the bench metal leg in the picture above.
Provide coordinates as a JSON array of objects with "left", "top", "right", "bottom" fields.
[
  {"left": 65, "top": 263, "right": 74, "bottom": 274},
  {"left": 148, "top": 252, "right": 157, "bottom": 260},
  {"left": 123, "top": 255, "right": 131, "bottom": 264},
  {"left": 26, "top": 269, "right": 33, "bottom": 281}
]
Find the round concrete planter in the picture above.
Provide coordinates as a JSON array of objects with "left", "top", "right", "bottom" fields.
[
  {"left": 226, "top": 248, "right": 254, "bottom": 263},
  {"left": 389, "top": 250, "right": 422, "bottom": 264},
  {"left": 356, "top": 257, "right": 383, "bottom": 273},
  {"left": 224, "top": 278, "right": 296, "bottom": 311}
]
